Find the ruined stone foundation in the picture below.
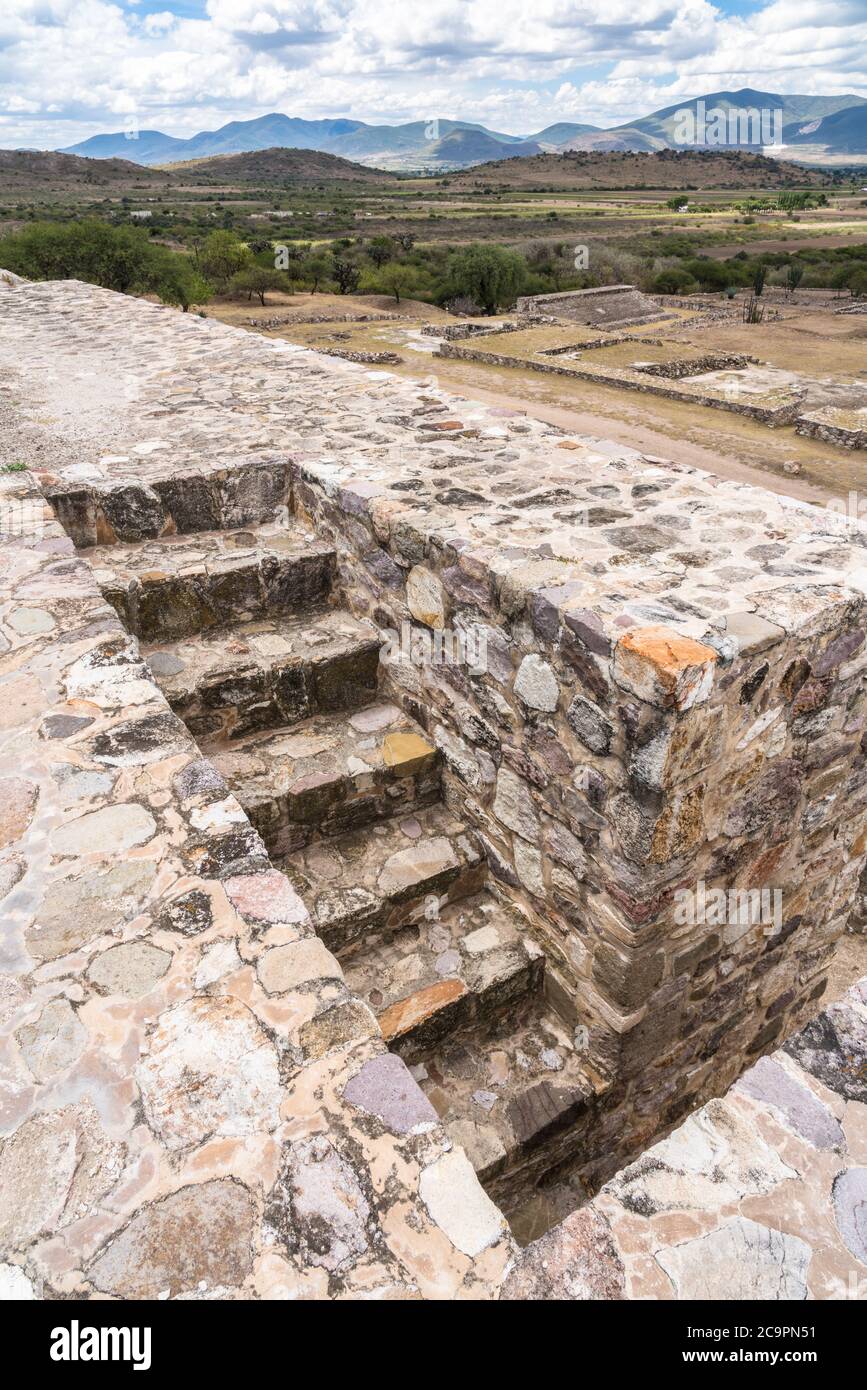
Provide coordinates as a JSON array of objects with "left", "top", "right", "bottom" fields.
[{"left": 1, "top": 278, "right": 865, "bottom": 1299}]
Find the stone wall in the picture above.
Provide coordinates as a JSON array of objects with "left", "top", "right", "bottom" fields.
[
  {"left": 506, "top": 977, "right": 867, "bottom": 1300},
  {"left": 2, "top": 277, "right": 866, "bottom": 1297},
  {"left": 631, "top": 352, "right": 755, "bottom": 378},
  {"left": 292, "top": 452, "right": 867, "bottom": 1185},
  {"left": 796, "top": 407, "right": 867, "bottom": 451},
  {"left": 421, "top": 317, "right": 559, "bottom": 342},
  {"left": 436, "top": 341, "right": 804, "bottom": 425}
]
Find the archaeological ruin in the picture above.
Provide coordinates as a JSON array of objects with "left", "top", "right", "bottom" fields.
[{"left": 1, "top": 276, "right": 866, "bottom": 1301}]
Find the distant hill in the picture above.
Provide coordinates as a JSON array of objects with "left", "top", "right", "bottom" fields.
[
  {"left": 62, "top": 115, "right": 366, "bottom": 165},
  {"left": 784, "top": 104, "right": 867, "bottom": 158},
  {"left": 164, "top": 147, "right": 394, "bottom": 182},
  {"left": 523, "top": 123, "right": 601, "bottom": 147},
  {"left": 558, "top": 128, "right": 659, "bottom": 153},
  {"left": 558, "top": 89, "right": 867, "bottom": 156},
  {"left": 423, "top": 128, "right": 544, "bottom": 166},
  {"left": 56, "top": 91, "right": 867, "bottom": 174},
  {"left": 55, "top": 130, "right": 188, "bottom": 165},
  {"left": 445, "top": 149, "right": 832, "bottom": 191},
  {"left": 61, "top": 113, "right": 548, "bottom": 172},
  {"left": 0, "top": 149, "right": 172, "bottom": 187}
]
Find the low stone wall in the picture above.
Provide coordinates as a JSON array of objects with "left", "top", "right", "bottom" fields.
[
  {"left": 318, "top": 348, "right": 403, "bottom": 365},
  {"left": 796, "top": 407, "right": 867, "bottom": 451},
  {"left": 538, "top": 333, "right": 666, "bottom": 356},
  {"left": 632, "top": 352, "right": 756, "bottom": 379},
  {"left": 436, "top": 341, "right": 804, "bottom": 425},
  {"left": 421, "top": 316, "right": 559, "bottom": 342},
  {"left": 246, "top": 312, "right": 401, "bottom": 330},
  {"left": 421, "top": 321, "right": 517, "bottom": 341}
]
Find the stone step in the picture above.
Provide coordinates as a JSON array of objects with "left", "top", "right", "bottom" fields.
[
  {"left": 412, "top": 996, "right": 597, "bottom": 1233},
  {"left": 142, "top": 608, "right": 381, "bottom": 741},
  {"left": 285, "top": 801, "right": 488, "bottom": 955},
  {"left": 88, "top": 520, "right": 335, "bottom": 641},
  {"left": 204, "top": 701, "right": 441, "bottom": 859},
  {"left": 340, "top": 890, "right": 545, "bottom": 1062},
  {"left": 46, "top": 457, "right": 292, "bottom": 550}
]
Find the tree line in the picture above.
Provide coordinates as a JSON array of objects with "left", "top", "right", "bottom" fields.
[{"left": 1, "top": 218, "right": 865, "bottom": 312}]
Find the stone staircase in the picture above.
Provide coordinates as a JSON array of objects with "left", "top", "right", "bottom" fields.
[{"left": 82, "top": 507, "right": 597, "bottom": 1232}]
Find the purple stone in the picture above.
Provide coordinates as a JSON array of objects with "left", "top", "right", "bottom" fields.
[
  {"left": 344, "top": 1053, "right": 438, "bottom": 1135},
  {"left": 737, "top": 1056, "right": 843, "bottom": 1151}
]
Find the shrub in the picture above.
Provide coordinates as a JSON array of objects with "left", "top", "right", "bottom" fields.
[{"left": 652, "top": 268, "right": 698, "bottom": 294}]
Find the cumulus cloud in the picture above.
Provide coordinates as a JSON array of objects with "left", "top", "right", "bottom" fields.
[{"left": 0, "top": 0, "right": 864, "bottom": 148}]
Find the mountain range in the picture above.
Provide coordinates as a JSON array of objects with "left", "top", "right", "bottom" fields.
[{"left": 57, "top": 90, "right": 867, "bottom": 171}]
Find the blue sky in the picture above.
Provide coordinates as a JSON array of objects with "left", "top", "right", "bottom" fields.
[{"left": 1, "top": 0, "right": 865, "bottom": 149}]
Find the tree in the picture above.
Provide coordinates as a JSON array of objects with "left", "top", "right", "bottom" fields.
[
  {"left": 652, "top": 268, "right": 698, "bottom": 295},
  {"left": 230, "top": 266, "right": 287, "bottom": 306},
  {"left": 753, "top": 265, "right": 766, "bottom": 297},
  {"left": 367, "top": 236, "right": 394, "bottom": 268},
  {"left": 449, "top": 244, "right": 526, "bottom": 314},
  {"left": 396, "top": 233, "right": 416, "bottom": 252},
  {"left": 374, "top": 264, "right": 417, "bottom": 304},
  {"left": 0, "top": 220, "right": 212, "bottom": 310},
  {"left": 849, "top": 268, "right": 867, "bottom": 299},
  {"left": 146, "top": 247, "right": 213, "bottom": 311},
  {"left": 331, "top": 258, "right": 361, "bottom": 294},
  {"left": 199, "top": 230, "right": 250, "bottom": 288},
  {"left": 302, "top": 253, "right": 331, "bottom": 293},
  {"left": 0, "top": 220, "right": 154, "bottom": 292}
]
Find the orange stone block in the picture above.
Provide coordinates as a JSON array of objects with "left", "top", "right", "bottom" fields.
[
  {"left": 379, "top": 979, "right": 468, "bottom": 1042},
  {"left": 614, "top": 625, "right": 718, "bottom": 710}
]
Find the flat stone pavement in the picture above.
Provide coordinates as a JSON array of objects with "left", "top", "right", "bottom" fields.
[{"left": 2, "top": 280, "right": 865, "bottom": 650}]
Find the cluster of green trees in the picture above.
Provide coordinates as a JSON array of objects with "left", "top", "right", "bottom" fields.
[
  {"left": 0, "top": 220, "right": 211, "bottom": 309},
  {"left": 3, "top": 216, "right": 865, "bottom": 315},
  {"left": 648, "top": 242, "right": 867, "bottom": 297},
  {"left": 0, "top": 219, "right": 552, "bottom": 314}
]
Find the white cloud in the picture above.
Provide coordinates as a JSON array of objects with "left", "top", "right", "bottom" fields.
[{"left": 0, "top": 0, "right": 864, "bottom": 148}]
